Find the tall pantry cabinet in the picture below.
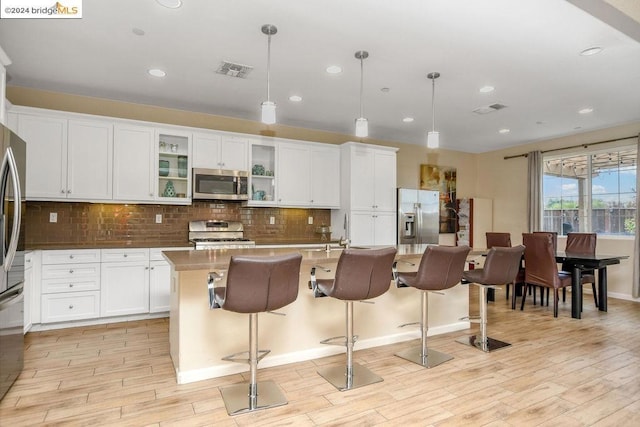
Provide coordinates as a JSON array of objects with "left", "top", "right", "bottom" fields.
[{"left": 331, "top": 142, "right": 398, "bottom": 246}]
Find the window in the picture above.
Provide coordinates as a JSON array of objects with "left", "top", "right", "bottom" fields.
[{"left": 542, "top": 146, "right": 637, "bottom": 236}]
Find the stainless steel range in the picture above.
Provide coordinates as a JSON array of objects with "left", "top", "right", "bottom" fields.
[{"left": 188, "top": 220, "right": 256, "bottom": 250}]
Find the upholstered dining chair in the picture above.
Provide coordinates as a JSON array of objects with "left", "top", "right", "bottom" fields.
[
  {"left": 562, "top": 232, "right": 598, "bottom": 307},
  {"left": 521, "top": 233, "right": 571, "bottom": 317},
  {"left": 532, "top": 231, "right": 558, "bottom": 306},
  {"left": 485, "top": 232, "right": 525, "bottom": 308}
]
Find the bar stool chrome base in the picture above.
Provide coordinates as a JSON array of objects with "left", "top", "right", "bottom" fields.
[
  {"left": 395, "top": 347, "right": 453, "bottom": 368},
  {"left": 457, "top": 283, "right": 510, "bottom": 352},
  {"left": 456, "top": 335, "right": 511, "bottom": 352},
  {"left": 317, "top": 363, "right": 383, "bottom": 391},
  {"left": 220, "top": 380, "right": 287, "bottom": 415}
]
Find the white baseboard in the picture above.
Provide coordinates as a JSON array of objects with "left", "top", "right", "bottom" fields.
[
  {"left": 29, "top": 312, "right": 169, "bottom": 332},
  {"left": 606, "top": 292, "right": 640, "bottom": 303},
  {"left": 176, "top": 320, "right": 470, "bottom": 384}
]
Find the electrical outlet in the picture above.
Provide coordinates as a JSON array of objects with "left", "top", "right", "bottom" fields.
[
  {"left": 269, "top": 216, "right": 275, "bottom": 225},
  {"left": 49, "top": 212, "right": 57, "bottom": 223},
  {"left": 308, "top": 216, "right": 313, "bottom": 225},
  {"left": 155, "top": 214, "right": 162, "bottom": 224}
]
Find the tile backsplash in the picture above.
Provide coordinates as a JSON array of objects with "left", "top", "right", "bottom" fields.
[{"left": 25, "top": 201, "right": 332, "bottom": 247}]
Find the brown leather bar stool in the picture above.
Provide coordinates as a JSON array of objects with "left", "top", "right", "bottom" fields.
[
  {"left": 456, "top": 245, "right": 525, "bottom": 352},
  {"left": 309, "top": 247, "right": 397, "bottom": 391},
  {"left": 394, "top": 245, "right": 470, "bottom": 368},
  {"left": 208, "top": 252, "right": 302, "bottom": 415},
  {"left": 485, "top": 232, "right": 525, "bottom": 308}
]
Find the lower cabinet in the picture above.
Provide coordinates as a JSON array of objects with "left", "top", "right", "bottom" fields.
[
  {"left": 40, "top": 249, "right": 101, "bottom": 323},
  {"left": 37, "top": 247, "right": 177, "bottom": 325},
  {"left": 349, "top": 211, "right": 397, "bottom": 246},
  {"left": 149, "top": 248, "right": 172, "bottom": 313},
  {"left": 100, "top": 249, "right": 150, "bottom": 317}
]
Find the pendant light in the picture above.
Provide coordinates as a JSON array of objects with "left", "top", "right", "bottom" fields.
[
  {"left": 355, "top": 50, "right": 369, "bottom": 138},
  {"left": 261, "top": 24, "right": 277, "bottom": 125},
  {"left": 427, "top": 72, "right": 440, "bottom": 148}
]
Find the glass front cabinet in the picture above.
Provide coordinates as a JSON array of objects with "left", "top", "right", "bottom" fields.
[
  {"left": 156, "top": 130, "right": 191, "bottom": 203},
  {"left": 248, "top": 141, "right": 276, "bottom": 206}
]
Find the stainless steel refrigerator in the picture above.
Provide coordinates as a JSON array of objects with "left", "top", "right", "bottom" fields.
[
  {"left": 397, "top": 188, "right": 439, "bottom": 245},
  {"left": 0, "top": 123, "right": 26, "bottom": 401}
]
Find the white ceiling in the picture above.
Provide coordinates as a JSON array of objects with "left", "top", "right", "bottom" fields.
[{"left": 1, "top": 0, "right": 639, "bottom": 153}]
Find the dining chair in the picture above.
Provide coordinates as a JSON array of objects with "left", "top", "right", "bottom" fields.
[
  {"left": 485, "top": 232, "right": 524, "bottom": 308},
  {"left": 562, "top": 232, "right": 598, "bottom": 307},
  {"left": 521, "top": 233, "right": 571, "bottom": 317},
  {"left": 532, "top": 231, "right": 558, "bottom": 306}
]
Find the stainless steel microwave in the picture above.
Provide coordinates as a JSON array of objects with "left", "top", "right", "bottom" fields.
[{"left": 192, "top": 168, "right": 249, "bottom": 200}]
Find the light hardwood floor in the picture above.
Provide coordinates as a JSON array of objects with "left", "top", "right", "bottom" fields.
[{"left": 1, "top": 288, "right": 639, "bottom": 426}]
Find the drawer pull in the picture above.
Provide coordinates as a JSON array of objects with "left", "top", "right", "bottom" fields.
[
  {"left": 124, "top": 254, "right": 128, "bottom": 258},
  {"left": 69, "top": 269, "right": 74, "bottom": 274},
  {"left": 69, "top": 284, "right": 74, "bottom": 288},
  {"left": 69, "top": 255, "right": 74, "bottom": 259},
  {"left": 69, "top": 305, "right": 74, "bottom": 310}
]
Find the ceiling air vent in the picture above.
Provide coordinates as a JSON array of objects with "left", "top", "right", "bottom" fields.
[
  {"left": 216, "top": 61, "right": 253, "bottom": 78},
  {"left": 473, "top": 103, "right": 508, "bottom": 115}
]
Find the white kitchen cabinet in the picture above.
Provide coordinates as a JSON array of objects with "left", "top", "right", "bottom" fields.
[
  {"left": 157, "top": 130, "right": 191, "bottom": 203},
  {"left": 276, "top": 142, "right": 311, "bottom": 206},
  {"left": 67, "top": 119, "right": 113, "bottom": 200},
  {"left": 40, "top": 249, "right": 101, "bottom": 324},
  {"left": 248, "top": 141, "right": 277, "bottom": 205},
  {"left": 18, "top": 114, "right": 113, "bottom": 201},
  {"left": 18, "top": 114, "right": 67, "bottom": 199},
  {"left": 349, "top": 211, "right": 397, "bottom": 246},
  {"left": 23, "top": 252, "right": 33, "bottom": 333},
  {"left": 332, "top": 142, "right": 398, "bottom": 246},
  {"left": 276, "top": 141, "right": 340, "bottom": 208},
  {"left": 100, "top": 249, "right": 150, "bottom": 317},
  {"left": 113, "top": 124, "right": 155, "bottom": 202},
  {"left": 193, "top": 132, "right": 249, "bottom": 171},
  {"left": 149, "top": 248, "right": 178, "bottom": 313}
]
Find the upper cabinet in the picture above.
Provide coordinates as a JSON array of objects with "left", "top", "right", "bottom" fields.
[
  {"left": 113, "top": 124, "right": 155, "bottom": 202},
  {"left": 67, "top": 120, "right": 113, "bottom": 200},
  {"left": 18, "top": 114, "right": 113, "bottom": 201},
  {"left": 193, "top": 132, "right": 248, "bottom": 171},
  {"left": 248, "top": 141, "right": 276, "bottom": 206},
  {"left": 156, "top": 130, "right": 191, "bottom": 203},
  {"left": 276, "top": 141, "right": 340, "bottom": 208}
]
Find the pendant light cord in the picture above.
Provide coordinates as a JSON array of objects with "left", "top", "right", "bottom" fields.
[
  {"left": 431, "top": 76, "right": 436, "bottom": 132},
  {"left": 359, "top": 56, "right": 364, "bottom": 118},
  {"left": 267, "top": 33, "right": 271, "bottom": 102}
]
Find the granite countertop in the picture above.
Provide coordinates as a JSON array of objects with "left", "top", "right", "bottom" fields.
[
  {"left": 162, "top": 244, "right": 434, "bottom": 271},
  {"left": 26, "top": 241, "right": 195, "bottom": 250}
]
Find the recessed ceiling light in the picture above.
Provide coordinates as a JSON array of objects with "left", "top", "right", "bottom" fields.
[
  {"left": 155, "top": 0, "right": 182, "bottom": 8},
  {"left": 579, "top": 107, "right": 593, "bottom": 114},
  {"left": 402, "top": 117, "right": 414, "bottom": 123},
  {"left": 132, "top": 28, "right": 145, "bottom": 36},
  {"left": 326, "top": 65, "right": 342, "bottom": 74},
  {"left": 479, "top": 85, "right": 494, "bottom": 93},
  {"left": 289, "top": 95, "right": 302, "bottom": 102},
  {"left": 498, "top": 128, "right": 510, "bottom": 134},
  {"left": 580, "top": 46, "right": 602, "bottom": 56},
  {"left": 148, "top": 68, "right": 166, "bottom": 77}
]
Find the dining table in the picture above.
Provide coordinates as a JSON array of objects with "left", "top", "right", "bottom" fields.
[{"left": 555, "top": 251, "right": 629, "bottom": 319}]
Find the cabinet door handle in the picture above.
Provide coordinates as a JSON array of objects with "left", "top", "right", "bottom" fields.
[
  {"left": 150, "top": 267, "right": 155, "bottom": 270},
  {"left": 69, "top": 255, "right": 74, "bottom": 259},
  {"left": 145, "top": 267, "right": 149, "bottom": 270},
  {"left": 69, "top": 269, "right": 74, "bottom": 274},
  {"left": 69, "top": 305, "right": 74, "bottom": 310},
  {"left": 69, "top": 284, "right": 74, "bottom": 288},
  {"left": 61, "top": 189, "right": 65, "bottom": 193},
  {"left": 67, "top": 190, "right": 71, "bottom": 194},
  {"left": 123, "top": 254, "right": 128, "bottom": 258}
]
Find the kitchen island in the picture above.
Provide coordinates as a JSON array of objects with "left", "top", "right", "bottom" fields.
[{"left": 163, "top": 245, "right": 472, "bottom": 384}]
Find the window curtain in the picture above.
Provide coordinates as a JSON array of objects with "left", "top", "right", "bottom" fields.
[
  {"left": 633, "top": 135, "right": 640, "bottom": 298},
  {"left": 527, "top": 150, "right": 542, "bottom": 232}
]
